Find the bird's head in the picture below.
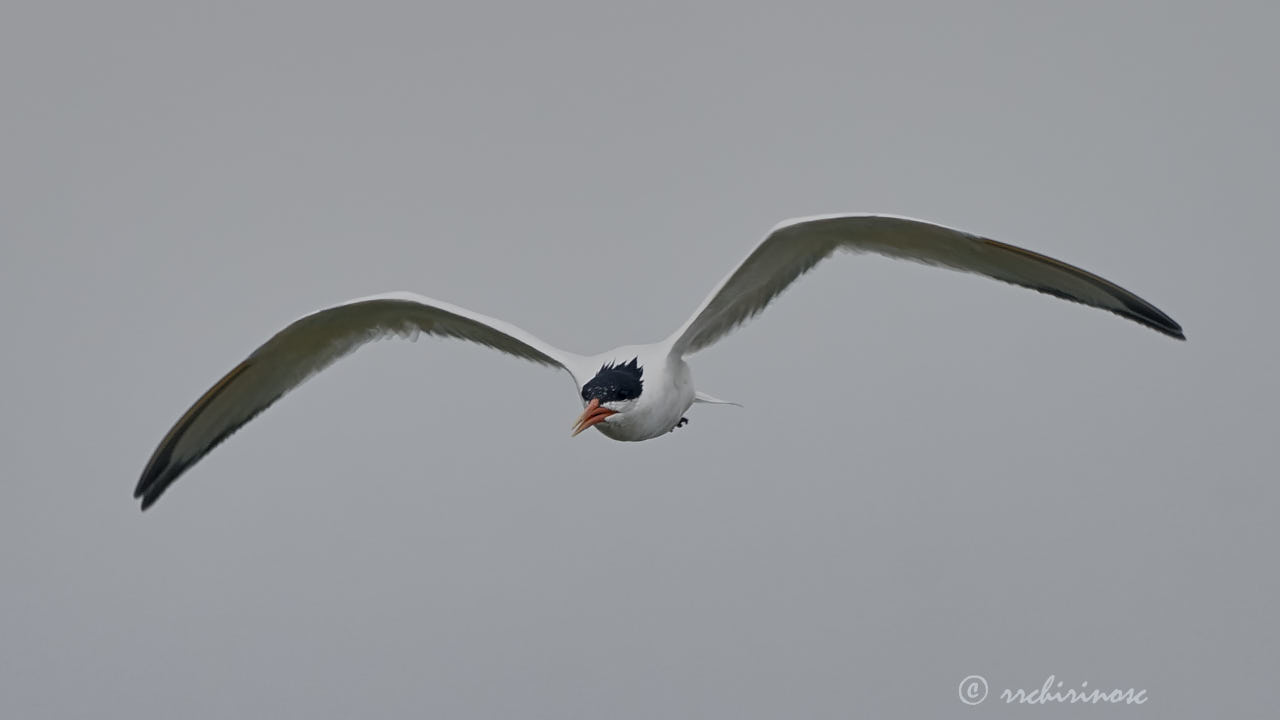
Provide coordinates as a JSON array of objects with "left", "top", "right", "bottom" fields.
[{"left": 571, "top": 357, "right": 644, "bottom": 436}]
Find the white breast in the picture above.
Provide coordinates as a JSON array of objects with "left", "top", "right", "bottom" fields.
[{"left": 592, "top": 351, "right": 695, "bottom": 441}]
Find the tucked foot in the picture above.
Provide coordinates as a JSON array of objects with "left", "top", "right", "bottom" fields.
[{"left": 675, "top": 417, "right": 688, "bottom": 429}]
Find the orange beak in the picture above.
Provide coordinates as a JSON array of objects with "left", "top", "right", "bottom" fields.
[{"left": 571, "top": 398, "right": 617, "bottom": 437}]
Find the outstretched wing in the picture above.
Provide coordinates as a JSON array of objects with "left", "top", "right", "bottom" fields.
[
  {"left": 136, "top": 292, "right": 585, "bottom": 510},
  {"left": 666, "top": 214, "right": 1183, "bottom": 356}
]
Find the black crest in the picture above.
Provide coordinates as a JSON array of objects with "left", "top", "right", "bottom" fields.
[{"left": 581, "top": 357, "right": 644, "bottom": 403}]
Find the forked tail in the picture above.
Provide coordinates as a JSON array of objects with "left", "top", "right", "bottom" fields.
[{"left": 694, "top": 391, "right": 741, "bottom": 407}]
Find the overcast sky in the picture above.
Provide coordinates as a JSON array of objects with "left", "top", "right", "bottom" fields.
[{"left": 2, "top": 1, "right": 1276, "bottom": 718}]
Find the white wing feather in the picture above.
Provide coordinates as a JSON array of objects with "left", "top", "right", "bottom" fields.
[
  {"left": 136, "top": 292, "right": 586, "bottom": 509},
  {"left": 666, "top": 214, "right": 1183, "bottom": 357}
]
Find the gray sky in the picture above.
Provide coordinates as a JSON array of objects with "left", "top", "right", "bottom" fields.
[{"left": 2, "top": 1, "right": 1276, "bottom": 717}]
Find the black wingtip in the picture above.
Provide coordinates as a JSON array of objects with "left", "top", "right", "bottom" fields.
[
  {"left": 135, "top": 473, "right": 160, "bottom": 511},
  {"left": 135, "top": 463, "right": 184, "bottom": 511},
  {"left": 1101, "top": 286, "right": 1182, "bottom": 340},
  {"left": 134, "top": 359, "right": 257, "bottom": 513},
  {"left": 136, "top": 468, "right": 176, "bottom": 511},
  {"left": 1129, "top": 312, "right": 1185, "bottom": 341},
  {"left": 139, "top": 491, "right": 160, "bottom": 512},
  {"left": 1119, "top": 299, "right": 1185, "bottom": 341},
  {"left": 1141, "top": 313, "right": 1185, "bottom": 341}
]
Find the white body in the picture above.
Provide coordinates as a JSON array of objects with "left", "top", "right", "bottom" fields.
[
  {"left": 582, "top": 347, "right": 695, "bottom": 441},
  {"left": 135, "top": 213, "right": 1183, "bottom": 509}
]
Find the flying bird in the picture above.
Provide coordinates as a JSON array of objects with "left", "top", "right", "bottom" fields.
[{"left": 136, "top": 214, "right": 1183, "bottom": 509}]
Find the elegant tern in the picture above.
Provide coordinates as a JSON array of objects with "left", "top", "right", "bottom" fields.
[{"left": 136, "top": 213, "right": 1183, "bottom": 509}]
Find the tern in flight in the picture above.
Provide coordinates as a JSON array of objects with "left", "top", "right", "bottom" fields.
[{"left": 136, "top": 214, "right": 1183, "bottom": 509}]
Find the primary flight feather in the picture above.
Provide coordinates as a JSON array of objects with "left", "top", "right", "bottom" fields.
[{"left": 136, "top": 213, "right": 1182, "bottom": 509}]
